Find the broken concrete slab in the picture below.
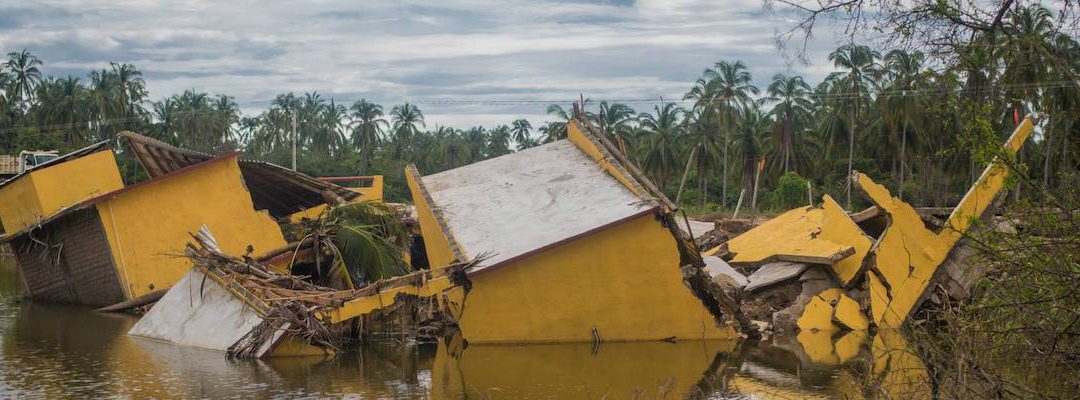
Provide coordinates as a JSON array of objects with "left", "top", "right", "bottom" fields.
[
  {"left": 744, "top": 262, "right": 809, "bottom": 293},
  {"left": 833, "top": 293, "right": 869, "bottom": 331},
  {"left": 726, "top": 199, "right": 859, "bottom": 267},
  {"left": 702, "top": 256, "right": 748, "bottom": 288},
  {"left": 129, "top": 268, "right": 276, "bottom": 355}
]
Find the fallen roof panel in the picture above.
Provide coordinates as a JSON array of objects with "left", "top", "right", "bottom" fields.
[{"left": 419, "top": 139, "right": 653, "bottom": 271}]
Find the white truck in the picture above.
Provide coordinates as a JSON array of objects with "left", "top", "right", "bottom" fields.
[{"left": 0, "top": 150, "right": 59, "bottom": 180}]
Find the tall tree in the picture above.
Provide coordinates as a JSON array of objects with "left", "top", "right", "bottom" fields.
[
  {"left": 638, "top": 102, "right": 685, "bottom": 189},
  {"left": 350, "top": 99, "right": 387, "bottom": 175},
  {"left": 828, "top": 43, "right": 881, "bottom": 207},
  {"left": 761, "top": 73, "right": 813, "bottom": 174},
  {"left": 3, "top": 49, "right": 43, "bottom": 109},
  {"left": 390, "top": 103, "right": 424, "bottom": 160},
  {"left": 510, "top": 118, "right": 533, "bottom": 150},
  {"left": 686, "top": 60, "right": 759, "bottom": 207}
]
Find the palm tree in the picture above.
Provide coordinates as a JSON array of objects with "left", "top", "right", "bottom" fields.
[
  {"left": 390, "top": 103, "right": 424, "bottom": 160},
  {"left": 880, "top": 50, "right": 925, "bottom": 199},
  {"left": 212, "top": 94, "right": 240, "bottom": 148},
  {"left": 3, "top": 49, "right": 43, "bottom": 109},
  {"left": 731, "top": 105, "right": 771, "bottom": 195},
  {"left": 828, "top": 43, "right": 881, "bottom": 207},
  {"left": 110, "top": 63, "right": 146, "bottom": 131},
  {"left": 595, "top": 101, "right": 636, "bottom": 143},
  {"left": 686, "top": 60, "right": 759, "bottom": 206},
  {"left": 510, "top": 118, "right": 532, "bottom": 150},
  {"left": 538, "top": 121, "right": 566, "bottom": 143},
  {"left": 761, "top": 73, "right": 813, "bottom": 174},
  {"left": 487, "top": 125, "right": 512, "bottom": 157},
  {"left": 638, "top": 102, "right": 685, "bottom": 189},
  {"left": 542, "top": 104, "right": 571, "bottom": 142},
  {"left": 463, "top": 126, "right": 488, "bottom": 163},
  {"left": 316, "top": 98, "right": 347, "bottom": 156},
  {"left": 350, "top": 99, "right": 387, "bottom": 175}
]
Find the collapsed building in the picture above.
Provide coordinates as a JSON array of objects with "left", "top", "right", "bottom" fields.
[
  {"left": 127, "top": 119, "right": 749, "bottom": 357},
  {"left": 703, "top": 115, "right": 1038, "bottom": 362},
  {"left": 405, "top": 120, "right": 742, "bottom": 343},
  {"left": 123, "top": 114, "right": 1035, "bottom": 360},
  {"left": 0, "top": 133, "right": 380, "bottom": 308}
]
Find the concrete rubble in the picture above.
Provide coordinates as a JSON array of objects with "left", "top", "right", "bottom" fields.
[{"left": 702, "top": 114, "right": 1039, "bottom": 354}]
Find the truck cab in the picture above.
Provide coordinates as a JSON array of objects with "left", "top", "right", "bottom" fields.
[{"left": 20, "top": 150, "right": 60, "bottom": 172}]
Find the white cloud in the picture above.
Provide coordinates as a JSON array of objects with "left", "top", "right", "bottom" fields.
[{"left": 0, "top": 0, "right": 847, "bottom": 128}]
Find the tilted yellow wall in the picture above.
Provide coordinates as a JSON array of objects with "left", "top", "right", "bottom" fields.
[
  {"left": 405, "top": 167, "right": 458, "bottom": 267},
  {"left": 0, "top": 150, "right": 123, "bottom": 234},
  {"left": 0, "top": 177, "right": 42, "bottom": 234},
  {"left": 457, "top": 212, "right": 736, "bottom": 343},
  {"left": 97, "top": 157, "right": 287, "bottom": 299}
]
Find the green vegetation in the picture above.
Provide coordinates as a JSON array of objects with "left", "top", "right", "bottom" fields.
[{"left": 0, "top": 5, "right": 1077, "bottom": 214}]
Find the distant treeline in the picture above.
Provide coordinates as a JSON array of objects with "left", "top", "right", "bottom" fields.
[{"left": 0, "top": 5, "right": 1077, "bottom": 209}]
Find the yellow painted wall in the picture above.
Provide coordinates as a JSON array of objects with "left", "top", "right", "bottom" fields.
[
  {"left": 458, "top": 212, "right": 736, "bottom": 343},
  {"left": 286, "top": 175, "right": 385, "bottom": 224},
  {"left": 0, "top": 176, "right": 43, "bottom": 234},
  {"left": 351, "top": 175, "right": 384, "bottom": 202},
  {"left": 405, "top": 167, "right": 459, "bottom": 267},
  {"left": 97, "top": 157, "right": 287, "bottom": 299},
  {"left": 0, "top": 150, "right": 122, "bottom": 234}
]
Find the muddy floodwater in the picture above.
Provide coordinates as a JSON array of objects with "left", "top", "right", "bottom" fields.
[{"left": 0, "top": 255, "right": 926, "bottom": 399}]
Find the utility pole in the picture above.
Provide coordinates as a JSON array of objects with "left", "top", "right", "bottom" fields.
[{"left": 291, "top": 109, "right": 298, "bottom": 171}]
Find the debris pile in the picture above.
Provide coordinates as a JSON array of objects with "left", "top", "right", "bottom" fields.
[
  {"left": 700, "top": 115, "right": 1039, "bottom": 356},
  {"left": 129, "top": 226, "right": 474, "bottom": 358}
]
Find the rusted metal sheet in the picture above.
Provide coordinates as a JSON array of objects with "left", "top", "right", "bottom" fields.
[{"left": 10, "top": 208, "right": 124, "bottom": 306}]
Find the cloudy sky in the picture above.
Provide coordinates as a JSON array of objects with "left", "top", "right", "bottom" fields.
[{"left": 0, "top": 0, "right": 847, "bottom": 128}]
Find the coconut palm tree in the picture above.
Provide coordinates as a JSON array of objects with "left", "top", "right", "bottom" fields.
[
  {"left": 390, "top": 103, "right": 424, "bottom": 160},
  {"left": 212, "top": 94, "right": 240, "bottom": 148},
  {"left": 595, "top": 101, "right": 636, "bottom": 143},
  {"left": 3, "top": 49, "right": 43, "bottom": 109},
  {"left": 828, "top": 43, "right": 881, "bottom": 207},
  {"left": 109, "top": 63, "right": 146, "bottom": 131},
  {"left": 638, "top": 102, "right": 685, "bottom": 189},
  {"left": 731, "top": 105, "right": 771, "bottom": 195},
  {"left": 542, "top": 104, "right": 571, "bottom": 142},
  {"left": 761, "top": 73, "right": 813, "bottom": 174},
  {"left": 350, "top": 99, "right": 387, "bottom": 175},
  {"left": 487, "top": 125, "right": 512, "bottom": 157},
  {"left": 686, "top": 60, "right": 759, "bottom": 206},
  {"left": 880, "top": 50, "right": 925, "bottom": 198},
  {"left": 511, "top": 118, "right": 532, "bottom": 150}
]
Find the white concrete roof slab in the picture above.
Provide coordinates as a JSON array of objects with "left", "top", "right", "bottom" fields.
[
  {"left": 678, "top": 219, "right": 715, "bottom": 239},
  {"left": 703, "top": 256, "right": 748, "bottom": 288},
  {"left": 421, "top": 139, "right": 651, "bottom": 271},
  {"left": 130, "top": 268, "right": 265, "bottom": 352},
  {"left": 744, "top": 262, "right": 809, "bottom": 292}
]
